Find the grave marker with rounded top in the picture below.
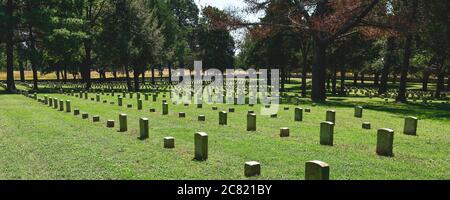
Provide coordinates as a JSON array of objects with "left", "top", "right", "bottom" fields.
[
  {"left": 376, "top": 128, "right": 394, "bottom": 157},
  {"left": 194, "top": 132, "right": 208, "bottom": 161},
  {"left": 54, "top": 98, "right": 58, "bottom": 109},
  {"left": 295, "top": 107, "right": 303, "bottom": 122},
  {"left": 219, "top": 111, "right": 228, "bottom": 125},
  {"left": 65, "top": 100, "right": 71, "bottom": 112},
  {"left": 355, "top": 106, "right": 363, "bottom": 118},
  {"left": 305, "top": 160, "right": 330, "bottom": 180},
  {"left": 119, "top": 114, "right": 128, "bottom": 132},
  {"left": 404, "top": 116, "right": 418, "bottom": 136},
  {"left": 320, "top": 121, "right": 334, "bottom": 146},
  {"left": 244, "top": 161, "right": 261, "bottom": 177},
  {"left": 137, "top": 99, "right": 143, "bottom": 110},
  {"left": 139, "top": 118, "right": 149, "bottom": 140},
  {"left": 326, "top": 110, "right": 336, "bottom": 124},
  {"left": 162, "top": 102, "right": 169, "bottom": 115},
  {"left": 247, "top": 113, "right": 257, "bottom": 131},
  {"left": 59, "top": 99, "right": 64, "bottom": 111},
  {"left": 106, "top": 120, "right": 115, "bottom": 128},
  {"left": 164, "top": 137, "right": 175, "bottom": 149}
]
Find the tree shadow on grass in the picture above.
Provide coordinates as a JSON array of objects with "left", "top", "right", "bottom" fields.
[{"left": 321, "top": 97, "right": 450, "bottom": 121}]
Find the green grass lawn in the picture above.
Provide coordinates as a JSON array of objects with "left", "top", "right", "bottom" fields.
[{"left": 0, "top": 88, "right": 449, "bottom": 180}]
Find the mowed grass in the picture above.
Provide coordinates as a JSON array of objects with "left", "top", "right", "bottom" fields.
[{"left": 0, "top": 89, "right": 449, "bottom": 180}]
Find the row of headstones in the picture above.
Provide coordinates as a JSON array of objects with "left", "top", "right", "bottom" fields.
[
  {"left": 24, "top": 92, "right": 419, "bottom": 179},
  {"left": 62, "top": 89, "right": 420, "bottom": 157}
]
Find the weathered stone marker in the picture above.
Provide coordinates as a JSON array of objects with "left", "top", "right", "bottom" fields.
[
  {"left": 137, "top": 99, "right": 143, "bottom": 110},
  {"left": 49, "top": 97, "right": 53, "bottom": 107},
  {"left": 229, "top": 108, "right": 235, "bottom": 113},
  {"left": 179, "top": 112, "right": 186, "bottom": 118},
  {"left": 295, "top": 107, "right": 303, "bottom": 122},
  {"left": 326, "top": 110, "right": 336, "bottom": 124},
  {"left": 376, "top": 128, "right": 394, "bottom": 157},
  {"left": 127, "top": 104, "right": 133, "bottom": 108},
  {"left": 212, "top": 106, "right": 218, "bottom": 110},
  {"left": 82, "top": 113, "right": 89, "bottom": 119},
  {"left": 162, "top": 102, "right": 168, "bottom": 115},
  {"left": 280, "top": 127, "right": 290, "bottom": 137},
  {"left": 74, "top": 109, "right": 80, "bottom": 116},
  {"left": 93, "top": 115, "right": 100, "bottom": 122},
  {"left": 247, "top": 113, "right": 257, "bottom": 131},
  {"left": 139, "top": 118, "right": 149, "bottom": 140},
  {"left": 219, "top": 111, "right": 228, "bottom": 125},
  {"left": 320, "top": 121, "right": 334, "bottom": 146},
  {"left": 96, "top": 94, "right": 100, "bottom": 102},
  {"left": 271, "top": 114, "right": 277, "bottom": 118},
  {"left": 149, "top": 108, "right": 156, "bottom": 113},
  {"left": 118, "top": 96, "right": 123, "bottom": 106},
  {"left": 197, "top": 104, "right": 202, "bottom": 109},
  {"left": 354, "top": 106, "right": 363, "bottom": 118},
  {"left": 244, "top": 161, "right": 261, "bottom": 177},
  {"left": 194, "top": 132, "right": 208, "bottom": 161},
  {"left": 54, "top": 98, "right": 58, "bottom": 109},
  {"left": 106, "top": 120, "right": 115, "bottom": 128},
  {"left": 305, "top": 108, "right": 311, "bottom": 113},
  {"left": 164, "top": 137, "right": 175, "bottom": 149},
  {"left": 404, "top": 116, "right": 418, "bottom": 136},
  {"left": 198, "top": 115, "right": 206, "bottom": 121},
  {"left": 59, "top": 100, "right": 64, "bottom": 111},
  {"left": 305, "top": 160, "right": 330, "bottom": 180},
  {"left": 65, "top": 100, "right": 71, "bottom": 113},
  {"left": 362, "top": 122, "right": 371, "bottom": 129},
  {"left": 119, "top": 114, "right": 127, "bottom": 132}
]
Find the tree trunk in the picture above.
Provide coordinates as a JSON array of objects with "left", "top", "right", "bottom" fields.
[
  {"left": 301, "top": 62, "right": 308, "bottom": 98},
  {"left": 339, "top": 68, "right": 346, "bottom": 95},
  {"left": 397, "top": 0, "right": 418, "bottom": 103},
  {"left": 435, "top": 68, "right": 445, "bottom": 98},
  {"left": 28, "top": 26, "right": 38, "bottom": 91},
  {"left": 168, "top": 64, "right": 172, "bottom": 85},
  {"left": 56, "top": 69, "right": 60, "bottom": 81},
  {"left": 311, "top": 42, "right": 327, "bottom": 102},
  {"left": 280, "top": 65, "right": 285, "bottom": 92},
  {"left": 125, "top": 66, "right": 132, "bottom": 91},
  {"left": 374, "top": 72, "right": 380, "bottom": 86},
  {"left": 422, "top": 69, "right": 430, "bottom": 91},
  {"left": 82, "top": 40, "right": 93, "bottom": 90},
  {"left": 141, "top": 67, "right": 146, "bottom": 84},
  {"left": 379, "top": 37, "right": 396, "bottom": 94},
  {"left": 5, "top": 0, "right": 16, "bottom": 92},
  {"left": 133, "top": 68, "right": 140, "bottom": 92},
  {"left": 353, "top": 72, "right": 358, "bottom": 86},
  {"left": 332, "top": 67, "right": 337, "bottom": 95},
  {"left": 151, "top": 66, "right": 155, "bottom": 84},
  {"left": 63, "top": 65, "right": 68, "bottom": 83},
  {"left": 19, "top": 60, "right": 25, "bottom": 82},
  {"left": 360, "top": 72, "right": 365, "bottom": 84}
]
